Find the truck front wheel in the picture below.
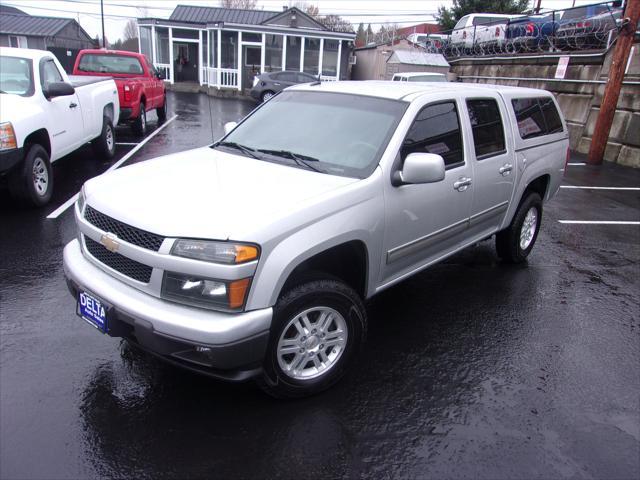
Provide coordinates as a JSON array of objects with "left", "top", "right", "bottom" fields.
[
  {"left": 496, "top": 192, "right": 543, "bottom": 263},
  {"left": 258, "top": 277, "right": 367, "bottom": 398},
  {"left": 8, "top": 144, "right": 53, "bottom": 207},
  {"left": 91, "top": 116, "right": 116, "bottom": 160}
]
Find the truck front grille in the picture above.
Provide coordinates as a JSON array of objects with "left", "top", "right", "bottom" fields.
[
  {"left": 84, "top": 236, "right": 153, "bottom": 283},
  {"left": 84, "top": 206, "right": 164, "bottom": 251}
]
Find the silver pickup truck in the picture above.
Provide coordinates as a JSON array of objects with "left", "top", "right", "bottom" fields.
[{"left": 63, "top": 81, "right": 568, "bottom": 398}]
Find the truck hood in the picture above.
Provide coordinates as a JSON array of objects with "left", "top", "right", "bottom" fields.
[{"left": 84, "top": 147, "right": 358, "bottom": 241}]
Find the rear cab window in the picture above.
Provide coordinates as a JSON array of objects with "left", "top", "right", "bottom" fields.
[
  {"left": 401, "top": 101, "right": 465, "bottom": 169},
  {"left": 511, "top": 96, "right": 564, "bottom": 140},
  {"left": 77, "top": 54, "right": 144, "bottom": 75}
]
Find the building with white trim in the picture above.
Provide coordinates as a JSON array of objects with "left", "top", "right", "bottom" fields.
[{"left": 138, "top": 5, "right": 355, "bottom": 91}]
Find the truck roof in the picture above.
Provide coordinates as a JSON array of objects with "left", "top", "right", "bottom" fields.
[
  {"left": 291, "top": 80, "right": 552, "bottom": 102},
  {"left": 0, "top": 46, "right": 54, "bottom": 60}
]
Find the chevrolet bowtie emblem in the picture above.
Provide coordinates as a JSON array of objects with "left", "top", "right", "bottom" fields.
[{"left": 100, "top": 233, "right": 120, "bottom": 253}]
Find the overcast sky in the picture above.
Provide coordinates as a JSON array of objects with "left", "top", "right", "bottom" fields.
[{"left": 3, "top": 0, "right": 599, "bottom": 41}]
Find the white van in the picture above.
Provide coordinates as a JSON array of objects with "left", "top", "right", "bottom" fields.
[{"left": 391, "top": 72, "right": 448, "bottom": 82}]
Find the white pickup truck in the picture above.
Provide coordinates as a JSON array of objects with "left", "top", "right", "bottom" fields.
[
  {"left": 64, "top": 81, "right": 568, "bottom": 398},
  {"left": 451, "top": 13, "right": 523, "bottom": 50},
  {"left": 0, "top": 47, "right": 119, "bottom": 206}
]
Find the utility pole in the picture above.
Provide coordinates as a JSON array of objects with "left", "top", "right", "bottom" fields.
[
  {"left": 534, "top": 0, "right": 542, "bottom": 14},
  {"left": 588, "top": 0, "right": 639, "bottom": 165},
  {"left": 100, "top": 0, "right": 106, "bottom": 48}
]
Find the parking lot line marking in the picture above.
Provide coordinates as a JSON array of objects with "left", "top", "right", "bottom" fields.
[
  {"left": 115, "top": 142, "right": 139, "bottom": 146},
  {"left": 560, "top": 186, "right": 640, "bottom": 191},
  {"left": 567, "top": 162, "right": 587, "bottom": 166},
  {"left": 47, "top": 115, "right": 177, "bottom": 220},
  {"left": 558, "top": 220, "right": 640, "bottom": 225}
]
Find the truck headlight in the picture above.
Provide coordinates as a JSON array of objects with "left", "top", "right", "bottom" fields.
[
  {"left": 161, "top": 272, "right": 251, "bottom": 310},
  {"left": 0, "top": 122, "right": 17, "bottom": 151},
  {"left": 172, "top": 239, "right": 259, "bottom": 264}
]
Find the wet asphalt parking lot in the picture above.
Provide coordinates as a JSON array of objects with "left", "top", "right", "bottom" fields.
[{"left": 1, "top": 92, "right": 639, "bottom": 479}]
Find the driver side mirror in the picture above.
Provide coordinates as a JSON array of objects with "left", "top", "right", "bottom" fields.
[
  {"left": 392, "top": 152, "right": 445, "bottom": 186},
  {"left": 223, "top": 121, "right": 238, "bottom": 135},
  {"left": 156, "top": 71, "right": 165, "bottom": 80},
  {"left": 43, "top": 81, "right": 75, "bottom": 99}
]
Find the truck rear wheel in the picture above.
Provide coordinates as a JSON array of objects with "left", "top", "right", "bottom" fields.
[
  {"left": 496, "top": 192, "right": 542, "bottom": 263},
  {"left": 156, "top": 96, "right": 167, "bottom": 122},
  {"left": 8, "top": 144, "right": 53, "bottom": 207},
  {"left": 132, "top": 103, "right": 147, "bottom": 137},
  {"left": 258, "top": 277, "right": 367, "bottom": 398},
  {"left": 91, "top": 116, "right": 116, "bottom": 160}
]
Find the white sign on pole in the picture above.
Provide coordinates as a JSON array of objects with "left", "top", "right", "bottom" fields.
[{"left": 555, "top": 56, "right": 570, "bottom": 79}]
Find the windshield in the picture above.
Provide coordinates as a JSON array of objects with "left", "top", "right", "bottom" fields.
[
  {"left": 0, "top": 56, "right": 34, "bottom": 96},
  {"left": 408, "top": 75, "right": 446, "bottom": 82},
  {"left": 217, "top": 91, "right": 408, "bottom": 179},
  {"left": 77, "top": 54, "right": 143, "bottom": 74}
]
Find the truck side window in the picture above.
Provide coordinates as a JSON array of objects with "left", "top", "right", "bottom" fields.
[
  {"left": 512, "top": 97, "right": 564, "bottom": 139},
  {"left": 40, "top": 60, "right": 63, "bottom": 89},
  {"left": 539, "top": 97, "right": 563, "bottom": 134},
  {"left": 512, "top": 98, "right": 546, "bottom": 139},
  {"left": 401, "top": 101, "right": 464, "bottom": 169},
  {"left": 466, "top": 98, "right": 506, "bottom": 159}
]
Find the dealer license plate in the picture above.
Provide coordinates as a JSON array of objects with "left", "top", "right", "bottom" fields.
[{"left": 77, "top": 290, "right": 108, "bottom": 333}]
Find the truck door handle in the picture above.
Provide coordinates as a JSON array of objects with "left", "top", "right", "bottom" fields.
[
  {"left": 499, "top": 163, "right": 513, "bottom": 175},
  {"left": 69, "top": 102, "right": 78, "bottom": 109},
  {"left": 453, "top": 177, "right": 472, "bottom": 191}
]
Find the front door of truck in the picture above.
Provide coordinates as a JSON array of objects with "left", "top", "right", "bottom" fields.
[
  {"left": 39, "top": 58, "right": 83, "bottom": 158},
  {"left": 381, "top": 98, "right": 473, "bottom": 286}
]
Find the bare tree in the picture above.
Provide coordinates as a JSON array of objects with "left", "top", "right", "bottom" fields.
[
  {"left": 219, "top": 0, "right": 257, "bottom": 8},
  {"left": 290, "top": 1, "right": 353, "bottom": 33},
  {"left": 123, "top": 19, "right": 138, "bottom": 41}
]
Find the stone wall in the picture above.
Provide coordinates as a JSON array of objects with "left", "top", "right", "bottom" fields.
[{"left": 450, "top": 45, "right": 640, "bottom": 167}]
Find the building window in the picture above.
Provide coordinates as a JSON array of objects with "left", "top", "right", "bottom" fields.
[
  {"left": 9, "top": 36, "right": 28, "bottom": 48},
  {"left": 155, "top": 27, "right": 169, "bottom": 64},
  {"left": 303, "top": 37, "right": 320, "bottom": 75},
  {"left": 242, "top": 32, "right": 261, "bottom": 43},
  {"left": 139, "top": 26, "right": 152, "bottom": 59},
  {"left": 322, "top": 39, "right": 339, "bottom": 76},
  {"left": 286, "top": 36, "right": 301, "bottom": 71},
  {"left": 173, "top": 28, "right": 198, "bottom": 40},
  {"left": 220, "top": 30, "right": 238, "bottom": 69},
  {"left": 264, "top": 34, "right": 283, "bottom": 72}
]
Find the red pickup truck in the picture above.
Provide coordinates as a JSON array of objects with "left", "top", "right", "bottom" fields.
[{"left": 73, "top": 49, "right": 166, "bottom": 136}]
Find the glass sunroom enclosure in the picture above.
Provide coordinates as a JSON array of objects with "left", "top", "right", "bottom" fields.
[{"left": 138, "top": 21, "right": 353, "bottom": 90}]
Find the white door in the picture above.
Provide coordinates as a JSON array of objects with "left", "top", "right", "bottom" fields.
[
  {"left": 40, "top": 58, "right": 83, "bottom": 159},
  {"left": 381, "top": 99, "right": 474, "bottom": 285},
  {"left": 463, "top": 96, "right": 515, "bottom": 239}
]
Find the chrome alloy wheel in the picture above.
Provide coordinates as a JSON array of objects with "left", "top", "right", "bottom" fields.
[
  {"left": 32, "top": 157, "right": 49, "bottom": 197},
  {"left": 276, "top": 306, "right": 348, "bottom": 380},
  {"left": 140, "top": 110, "right": 146, "bottom": 130},
  {"left": 106, "top": 124, "right": 114, "bottom": 151},
  {"left": 520, "top": 207, "right": 538, "bottom": 250}
]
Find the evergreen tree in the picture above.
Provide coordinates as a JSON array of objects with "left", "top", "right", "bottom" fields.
[
  {"left": 436, "top": 0, "right": 531, "bottom": 30},
  {"left": 356, "top": 22, "right": 365, "bottom": 46},
  {"left": 365, "top": 24, "right": 374, "bottom": 44}
]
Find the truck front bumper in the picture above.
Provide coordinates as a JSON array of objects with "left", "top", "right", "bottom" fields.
[
  {"left": 0, "top": 147, "right": 23, "bottom": 175},
  {"left": 63, "top": 239, "right": 272, "bottom": 381}
]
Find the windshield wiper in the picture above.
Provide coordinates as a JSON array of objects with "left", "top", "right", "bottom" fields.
[
  {"left": 215, "top": 141, "right": 261, "bottom": 160},
  {"left": 257, "top": 149, "right": 323, "bottom": 173}
]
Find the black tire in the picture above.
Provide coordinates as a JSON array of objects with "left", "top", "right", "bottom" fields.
[
  {"left": 8, "top": 144, "right": 53, "bottom": 207},
  {"left": 258, "top": 277, "right": 367, "bottom": 399},
  {"left": 156, "top": 95, "right": 167, "bottom": 122},
  {"left": 260, "top": 90, "right": 275, "bottom": 103},
  {"left": 496, "top": 192, "right": 543, "bottom": 263},
  {"left": 132, "top": 103, "right": 147, "bottom": 136},
  {"left": 92, "top": 116, "right": 116, "bottom": 160}
]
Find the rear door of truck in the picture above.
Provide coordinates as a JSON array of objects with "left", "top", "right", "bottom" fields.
[{"left": 461, "top": 92, "right": 516, "bottom": 239}]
